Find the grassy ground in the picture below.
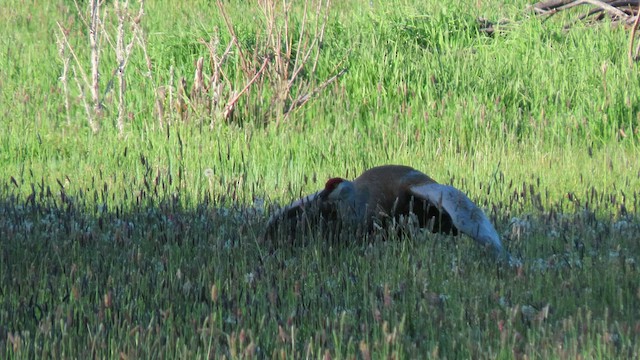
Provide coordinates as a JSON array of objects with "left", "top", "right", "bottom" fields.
[{"left": 1, "top": 0, "right": 640, "bottom": 358}]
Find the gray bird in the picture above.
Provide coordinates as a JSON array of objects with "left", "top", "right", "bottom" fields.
[{"left": 266, "top": 165, "right": 516, "bottom": 264}]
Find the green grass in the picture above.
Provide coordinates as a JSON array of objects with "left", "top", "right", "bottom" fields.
[{"left": 1, "top": 0, "right": 640, "bottom": 358}]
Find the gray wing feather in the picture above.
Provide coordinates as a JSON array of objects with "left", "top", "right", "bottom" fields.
[
  {"left": 409, "top": 183, "right": 515, "bottom": 264},
  {"left": 265, "top": 191, "right": 322, "bottom": 228}
]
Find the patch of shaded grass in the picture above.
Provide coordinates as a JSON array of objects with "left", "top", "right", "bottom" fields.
[{"left": 1, "top": 181, "right": 638, "bottom": 357}]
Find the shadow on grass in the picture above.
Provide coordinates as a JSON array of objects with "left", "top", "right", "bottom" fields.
[{"left": 1, "top": 180, "right": 639, "bottom": 358}]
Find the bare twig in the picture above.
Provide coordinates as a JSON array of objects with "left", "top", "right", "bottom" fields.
[
  {"left": 202, "top": 38, "right": 221, "bottom": 118},
  {"left": 56, "top": 32, "right": 72, "bottom": 125},
  {"left": 72, "top": 0, "right": 90, "bottom": 33},
  {"left": 629, "top": 3, "right": 640, "bottom": 64},
  {"left": 89, "top": 0, "right": 102, "bottom": 115},
  {"left": 216, "top": 0, "right": 253, "bottom": 77},
  {"left": 311, "top": 0, "right": 330, "bottom": 75},
  {"left": 535, "top": 0, "right": 638, "bottom": 23},
  {"left": 533, "top": 0, "right": 574, "bottom": 14},
  {"left": 155, "top": 87, "right": 166, "bottom": 128},
  {"left": 199, "top": 33, "right": 235, "bottom": 127},
  {"left": 291, "top": 0, "right": 310, "bottom": 79},
  {"left": 57, "top": 0, "right": 110, "bottom": 131},
  {"left": 285, "top": 66, "right": 347, "bottom": 117},
  {"left": 221, "top": 57, "right": 270, "bottom": 122},
  {"left": 72, "top": 67, "right": 100, "bottom": 132},
  {"left": 56, "top": 22, "right": 91, "bottom": 95},
  {"left": 288, "top": 0, "right": 330, "bottom": 89},
  {"left": 56, "top": 21, "right": 99, "bottom": 131},
  {"left": 554, "top": 0, "right": 628, "bottom": 18},
  {"left": 177, "top": 76, "right": 187, "bottom": 121},
  {"left": 191, "top": 56, "right": 205, "bottom": 103},
  {"left": 169, "top": 0, "right": 339, "bottom": 127},
  {"left": 254, "top": 0, "right": 335, "bottom": 125},
  {"left": 636, "top": 26, "right": 640, "bottom": 59},
  {"left": 169, "top": 65, "right": 175, "bottom": 124},
  {"left": 59, "top": 0, "right": 150, "bottom": 133},
  {"left": 131, "top": 0, "right": 152, "bottom": 78},
  {"left": 115, "top": 0, "right": 128, "bottom": 134}
]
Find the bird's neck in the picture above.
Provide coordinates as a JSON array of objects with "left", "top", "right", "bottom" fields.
[{"left": 338, "top": 181, "right": 370, "bottom": 226}]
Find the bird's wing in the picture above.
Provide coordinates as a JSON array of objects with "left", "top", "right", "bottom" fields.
[
  {"left": 264, "top": 191, "right": 323, "bottom": 238},
  {"left": 409, "top": 183, "right": 514, "bottom": 263},
  {"left": 267, "top": 191, "right": 322, "bottom": 222}
]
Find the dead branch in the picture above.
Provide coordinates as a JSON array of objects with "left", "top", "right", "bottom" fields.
[
  {"left": 532, "top": 0, "right": 640, "bottom": 63},
  {"left": 534, "top": 0, "right": 639, "bottom": 19},
  {"left": 221, "top": 57, "right": 270, "bottom": 122},
  {"left": 557, "top": 0, "right": 628, "bottom": 18},
  {"left": 88, "top": 0, "right": 101, "bottom": 115},
  {"left": 630, "top": 3, "right": 640, "bottom": 64},
  {"left": 216, "top": 0, "right": 253, "bottom": 78},
  {"left": 284, "top": 66, "right": 347, "bottom": 117}
]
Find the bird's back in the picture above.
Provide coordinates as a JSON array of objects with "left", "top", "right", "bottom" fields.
[{"left": 353, "top": 165, "right": 437, "bottom": 220}]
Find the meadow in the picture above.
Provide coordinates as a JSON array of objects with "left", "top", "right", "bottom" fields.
[{"left": 1, "top": 0, "right": 639, "bottom": 358}]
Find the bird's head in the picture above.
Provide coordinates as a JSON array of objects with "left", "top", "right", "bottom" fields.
[{"left": 319, "top": 177, "right": 354, "bottom": 202}]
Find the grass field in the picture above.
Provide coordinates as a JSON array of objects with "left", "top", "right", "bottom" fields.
[{"left": 1, "top": 0, "right": 640, "bottom": 358}]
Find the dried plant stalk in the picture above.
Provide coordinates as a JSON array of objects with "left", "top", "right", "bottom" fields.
[
  {"left": 56, "top": 0, "right": 149, "bottom": 133},
  {"left": 72, "top": 66, "right": 99, "bottom": 132},
  {"left": 629, "top": 3, "right": 640, "bottom": 64},
  {"left": 89, "top": 0, "right": 101, "bottom": 115},
  {"left": 155, "top": 87, "right": 166, "bottom": 128},
  {"left": 115, "top": 0, "right": 127, "bottom": 134},
  {"left": 56, "top": 32, "right": 72, "bottom": 125}
]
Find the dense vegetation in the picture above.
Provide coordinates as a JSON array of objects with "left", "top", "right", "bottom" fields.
[{"left": 1, "top": 0, "right": 639, "bottom": 358}]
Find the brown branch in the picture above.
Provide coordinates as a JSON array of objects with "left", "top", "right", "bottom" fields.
[
  {"left": 285, "top": 66, "right": 347, "bottom": 116},
  {"left": 221, "top": 56, "right": 269, "bottom": 121},
  {"left": 89, "top": 0, "right": 101, "bottom": 115},
  {"left": 533, "top": 0, "right": 574, "bottom": 14},
  {"left": 631, "top": 3, "right": 640, "bottom": 64},
  {"left": 553, "top": 0, "right": 627, "bottom": 18},
  {"left": 216, "top": 0, "right": 252, "bottom": 78},
  {"left": 534, "top": 0, "right": 639, "bottom": 26}
]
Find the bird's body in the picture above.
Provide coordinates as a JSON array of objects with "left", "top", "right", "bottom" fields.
[
  {"left": 319, "top": 165, "right": 457, "bottom": 234},
  {"left": 266, "top": 165, "right": 515, "bottom": 264}
]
